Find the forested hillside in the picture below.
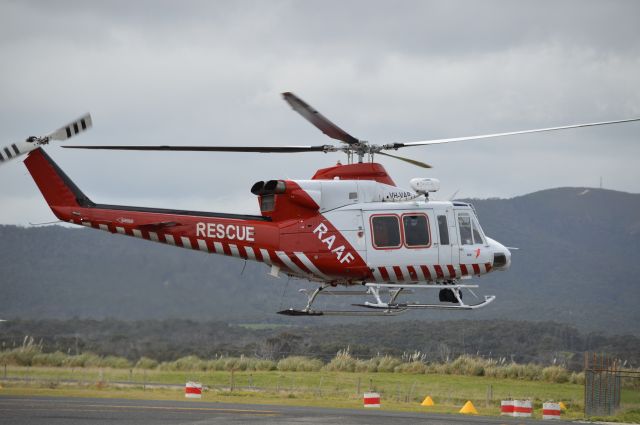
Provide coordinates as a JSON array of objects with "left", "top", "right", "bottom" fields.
[{"left": 0, "top": 187, "right": 639, "bottom": 334}]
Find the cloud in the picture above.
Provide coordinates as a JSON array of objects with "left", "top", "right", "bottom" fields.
[{"left": 1, "top": 0, "right": 639, "bottom": 224}]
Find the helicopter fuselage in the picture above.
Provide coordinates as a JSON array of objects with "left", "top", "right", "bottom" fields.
[{"left": 24, "top": 149, "right": 511, "bottom": 287}]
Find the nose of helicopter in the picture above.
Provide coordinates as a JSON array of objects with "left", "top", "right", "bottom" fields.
[{"left": 486, "top": 237, "right": 511, "bottom": 270}]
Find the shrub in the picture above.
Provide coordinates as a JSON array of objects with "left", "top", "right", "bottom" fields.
[
  {"left": 135, "top": 357, "right": 158, "bottom": 369},
  {"left": 206, "top": 358, "right": 227, "bottom": 371},
  {"left": 277, "top": 356, "right": 322, "bottom": 372},
  {"left": 542, "top": 366, "right": 570, "bottom": 383},
  {"left": 255, "top": 360, "right": 277, "bottom": 371},
  {"left": 376, "top": 355, "right": 402, "bottom": 373},
  {"left": 159, "top": 355, "right": 206, "bottom": 371},
  {"left": 64, "top": 353, "right": 102, "bottom": 368},
  {"left": 394, "top": 361, "right": 427, "bottom": 374},
  {"left": 101, "top": 355, "right": 132, "bottom": 369},
  {"left": 569, "top": 371, "right": 585, "bottom": 385},
  {"left": 324, "top": 349, "right": 357, "bottom": 372},
  {"left": 355, "top": 358, "right": 378, "bottom": 373},
  {"left": 31, "top": 351, "right": 68, "bottom": 367}
]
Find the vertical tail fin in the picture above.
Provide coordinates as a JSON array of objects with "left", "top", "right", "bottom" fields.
[{"left": 24, "top": 148, "right": 94, "bottom": 209}]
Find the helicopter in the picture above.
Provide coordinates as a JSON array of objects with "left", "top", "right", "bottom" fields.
[{"left": 2, "top": 93, "right": 639, "bottom": 316}]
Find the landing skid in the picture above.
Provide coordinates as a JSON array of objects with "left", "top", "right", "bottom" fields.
[
  {"left": 276, "top": 282, "right": 496, "bottom": 317},
  {"left": 277, "top": 308, "right": 406, "bottom": 317},
  {"left": 354, "top": 295, "right": 496, "bottom": 311}
]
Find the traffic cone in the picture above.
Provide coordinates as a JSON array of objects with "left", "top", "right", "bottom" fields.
[
  {"left": 459, "top": 400, "right": 478, "bottom": 414},
  {"left": 559, "top": 401, "right": 567, "bottom": 410},
  {"left": 421, "top": 396, "right": 435, "bottom": 406}
]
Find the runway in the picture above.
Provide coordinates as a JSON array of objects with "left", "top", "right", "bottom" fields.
[{"left": 0, "top": 395, "right": 575, "bottom": 424}]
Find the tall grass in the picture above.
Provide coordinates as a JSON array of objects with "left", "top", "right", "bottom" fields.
[
  {"left": 277, "top": 356, "right": 323, "bottom": 372},
  {"left": 0, "top": 340, "right": 592, "bottom": 384}
]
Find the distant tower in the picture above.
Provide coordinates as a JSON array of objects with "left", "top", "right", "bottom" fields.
[{"left": 599, "top": 176, "right": 603, "bottom": 189}]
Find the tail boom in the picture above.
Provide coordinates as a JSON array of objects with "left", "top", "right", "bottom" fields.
[{"left": 24, "top": 147, "right": 279, "bottom": 260}]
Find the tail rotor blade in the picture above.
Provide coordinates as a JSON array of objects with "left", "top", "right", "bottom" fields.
[
  {"left": 47, "top": 113, "right": 93, "bottom": 141},
  {"left": 0, "top": 113, "right": 93, "bottom": 166}
]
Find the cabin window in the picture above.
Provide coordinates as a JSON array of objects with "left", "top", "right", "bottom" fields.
[
  {"left": 402, "top": 214, "right": 430, "bottom": 247},
  {"left": 458, "top": 214, "right": 473, "bottom": 245},
  {"left": 371, "top": 215, "right": 401, "bottom": 248},
  {"left": 472, "top": 217, "right": 485, "bottom": 245},
  {"left": 437, "top": 215, "right": 449, "bottom": 245},
  {"left": 260, "top": 194, "right": 275, "bottom": 212}
]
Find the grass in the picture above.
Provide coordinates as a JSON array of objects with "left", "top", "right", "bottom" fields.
[
  {"left": 1, "top": 362, "right": 639, "bottom": 421},
  {"left": 0, "top": 365, "right": 606, "bottom": 419}
]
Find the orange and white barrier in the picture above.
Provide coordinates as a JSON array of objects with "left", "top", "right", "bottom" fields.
[
  {"left": 185, "top": 381, "right": 202, "bottom": 399},
  {"left": 501, "top": 400, "right": 515, "bottom": 415},
  {"left": 363, "top": 392, "right": 380, "bottom": 408},
  {"left": 513, "top": 400, "right": 532, "bottom": 417},
  {"left": 542, "top": 402, "right": 561, "bottom": 420}
]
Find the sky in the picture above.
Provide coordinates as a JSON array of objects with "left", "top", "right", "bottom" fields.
[{"left": 1, "top": 0, "right": 639, "bottom": 225}]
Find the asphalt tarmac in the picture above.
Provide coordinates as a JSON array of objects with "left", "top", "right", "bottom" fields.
[{"left": 0, "top": 395, "right": 576, "bottom": 424}]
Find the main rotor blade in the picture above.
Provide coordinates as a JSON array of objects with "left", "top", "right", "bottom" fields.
[
  {"left": 282, "top": 92, "right": 359, "bottom": 145},
  {"left": 394, "top": 117, "right": 640, "bottom": 148},
  {"left": 63, "top": 144, "right": 334, "bottom": 153},
  {"left": 378, "top": 151, "right": 432, "bottom": 168}
]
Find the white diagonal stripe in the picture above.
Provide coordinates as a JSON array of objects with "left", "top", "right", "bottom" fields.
[
  {"left": 452, "top": 265, "right": 461, "bottom": 278},
  {"left": 82, "top": 221, "right": 92, "bottom": 227},
  {"left": 132, "top": 229, "right": 142, "bottom": 238},
  {"left": 181, "top": 237, "right": 192, "bottom": 249},
  {"left": 397, "top": 267, "right": 408, "bottom": 281},
  {"left": 426, "top": 265, "right": 438, "bottom": 280},
  {"left": 229, "top": 244, "right": 240, "bottom": 257},
  {"left": 149, "top": 232, "right": 159, "bottom": 242},
  {"left": 116, "top": 227, "right": 126, "bottom": 235},
  {"left": 213, "top": 242, "right": 223, "bottom": 253},
  {"left": 295, "top": 252, "right": 329, "bottom": 280},
  {"left": 197, "top": 239, "right": 208, "bottom": 252},
  {"left": 371, "top": 268, "right": 383, "bottom": 282},
  {"left": 99, "top": 224, "right": 109, "bottom": 231},
  {"left": 260, "top": 248, "right": 272, "bottom": 265},
  {"left": 245, "top": 247, "right": 256, "bottom": 261},
  {"left": 165, "top": 234, "right": 176, "bottom": 245},
  {"left": 276, "top": 251, "right": 307, "bottom": 276},
  {"left": 414, "top": 265, "right": 427, "bottom": 282},
  {"left": 385, "top": 266, "right": 398, "bottom": 282}
]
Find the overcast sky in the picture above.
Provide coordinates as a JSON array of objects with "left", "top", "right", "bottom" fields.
[{"left": 1, "top": 0, "right": 639, "bottom": 225}]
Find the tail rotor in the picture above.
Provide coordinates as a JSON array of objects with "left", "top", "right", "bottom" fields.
[{"left": 0, "top": 113, "right": 92, "bottom": 165}]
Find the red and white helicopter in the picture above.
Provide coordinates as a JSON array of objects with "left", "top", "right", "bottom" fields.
[{"left": 2, "top": 93, "right": 639, "bottom": 316}]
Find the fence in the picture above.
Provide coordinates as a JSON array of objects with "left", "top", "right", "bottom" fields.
[{"left": 584, "top": 352, "right": 640, "bottom": 417}]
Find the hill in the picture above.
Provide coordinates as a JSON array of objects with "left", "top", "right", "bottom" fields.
[{"left": 0, "top": 187, "right": 639, "bottom": 334}]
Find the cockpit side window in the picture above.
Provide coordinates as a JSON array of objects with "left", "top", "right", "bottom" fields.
[
  {"left": 472, "top": 217, "right": 485, "bottom": 245},
  {"left": 458, "top": 214, "right": 473, "bottom": 245}
]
